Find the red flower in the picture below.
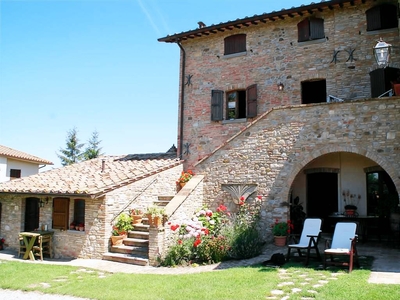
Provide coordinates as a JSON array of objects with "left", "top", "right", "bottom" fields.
[
  {"left": 178, "top": 239, "right": 182, "bottom": 245},
  {"left": 257, "top": 195, "right": 262, "bottom": 200},
  {"left": 170, "top": 224, "right": 180, "bottom": 231},
  {"left": 201, "top": 228, "right": 209, "bottom": 235},
  {"left": 193, "top": 238, "right": 201, "bottom": 248},
  {"left": 216, "top": 204, "right": 227, "bottom": 212},
  {"left": 206, "top": 211, "right": 213, "bottom": 217}
]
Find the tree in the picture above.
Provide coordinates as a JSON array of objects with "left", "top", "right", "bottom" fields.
[
  {"left": 57, "top": 127, "right": 85, "bottom": 166},
  {"left": 84, "top": 130, "right": 103, "bottom": 160}
]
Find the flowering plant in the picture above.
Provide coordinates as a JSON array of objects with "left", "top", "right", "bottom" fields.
[
  {"left": 176, "top": 170, "right": 194, "bottom": 184},
  {"left": 342, "top": 189, "right": 361, "bottom": 210},
  {"left": 112, "top": 213, "right": 133, "bottom": 236},
  {"left": 0, "top": 237, "right": 5, "bottom": 246},
  {"left": 272, "top": 219, "right": 293, "bottom": 236},
  {"left": 129, "top": 208, "right": 143, "bottom": 216}
]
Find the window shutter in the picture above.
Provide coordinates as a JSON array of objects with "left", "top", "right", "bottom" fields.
[
  {"left": 297, "top": 19, "right": 310, "bottom": 42},
  {"left": 52, "top": 198, "right": 69, "bottom": 230},
  {"left": 224, "top": 34, "right": 246, "bottom": 55},
  {"left": 246, "top": 84, "right": 257, "bottom": 118},
  {"left": 366, "top": 6, "right": 381, "bottom": 31},
  {"left": 310, "top": 18, "right": 324, "bottom": 40},
  {"left": 211, "top": 90, "right": 224, "bottom": 121}
]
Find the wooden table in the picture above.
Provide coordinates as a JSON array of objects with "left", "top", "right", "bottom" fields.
[
  {"left": 328, "top": 215, "right": 379, "bottom": 242},
  {"left": 19, "top": 231, "right": 54, "bottom": 260}
]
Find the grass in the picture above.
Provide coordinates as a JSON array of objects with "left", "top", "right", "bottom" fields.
[{"left": 0, "top": 258, "right": 399, "bottom": 300}]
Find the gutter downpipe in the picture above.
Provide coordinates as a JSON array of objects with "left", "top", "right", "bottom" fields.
[{"left": 177, "top": 41, "right": 186, "bottom": 160}]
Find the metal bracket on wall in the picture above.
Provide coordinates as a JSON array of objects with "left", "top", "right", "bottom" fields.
[
  {"left": 330, "top": 50, "right": 341, "bottom": 64},
  {"left": 221, "top": 184, "right": 258, "bottom": 204},
  {"left": 183, "top": 142, "right": 191, "bottom": 155},
  {"left": 185, "top": 74, "right": 193, "bottom": 86}
]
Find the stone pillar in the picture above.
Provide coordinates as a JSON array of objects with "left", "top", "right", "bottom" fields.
[{"left": 148, "top": 226, "right": 165, "bottom": 266}]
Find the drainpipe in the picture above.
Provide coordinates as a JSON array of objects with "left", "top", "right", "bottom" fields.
[{"left": 177, "top": 41, "right": 186, "bottom": 160}]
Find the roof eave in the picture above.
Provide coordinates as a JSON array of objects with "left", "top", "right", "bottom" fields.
[{"left": 158, "top": 0, "right": 356, "bottom": 43}]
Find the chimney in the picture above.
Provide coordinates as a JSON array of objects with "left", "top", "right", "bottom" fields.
[{"left": 101, "top": 159, "right": 105, "bottom": 173}]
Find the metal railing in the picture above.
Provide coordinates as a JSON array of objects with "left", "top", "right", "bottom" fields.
[
  {"left": 378, "top": 89, "right": 393, "bottom": 98},
  {"left": 327, "top": 95, "right": 344, "bottom": 103}
]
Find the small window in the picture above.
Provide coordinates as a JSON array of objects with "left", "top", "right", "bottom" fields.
[
  {"left": 10, "top": 169, "right": 21, "bottom": 179},
  {"left": 73, "top": 199, "right": 85, "bottom": 227},
  {"left": 211, "top": 85, "right": 257, "bottom": 121},
  {"left": 224, "top": 34, "right": 246, "bottom": 55},
  {"left": 52, "top": 198, "right": 69, "bottom": 230},
  {"left": 366, "top": 4, "right": 397, "bottom": 32},
  {"left": 297, "top": 18, "right": 325, "bottom": 42}
]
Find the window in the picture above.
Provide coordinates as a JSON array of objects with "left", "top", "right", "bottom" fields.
[
  {"left": 10, "top": 169, "right": 21, "bottom": 179},
  {"left": 366, "top": 4, "right": 397, "bottom": 32},
  {"left": 297, "top": 18, "right": 324, "bottom": 42},
  {"left": 52, "top": 198, "right": 69, "bottom": 230},
  {"left": 211, "top": 84, "right": 257, "bottom": 121},
  {"left": 224, "top": 34, "right": 246, "bottom": 55},
  {"left": 74, "top": 199, "right": 85, "bottom": 227}
]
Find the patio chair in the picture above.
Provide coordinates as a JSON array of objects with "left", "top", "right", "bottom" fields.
[
  {"left": 324, "top": 222, "right": 359, "bottom": 272},
  {"left": 286, "top": 218, "right": 322, "bottom": 265},
  {"left": 33, "top": 235, "right": 52, "bottom": 261},
  {"left": 18, "top": 234, "right": 26, "bottom": 258}
]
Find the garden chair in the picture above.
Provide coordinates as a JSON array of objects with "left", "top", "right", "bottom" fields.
[
  {"left": 18, "top": 234, "right": 26, "bottom": 258},
  {"left": 324, "top": 222, "right": 359, "bottom": 272},
  {"left": 286, "top": 218, "right": 322, "bottom": 265},
  {"left": 33, "top": 235, "right": 52, "bottom": 261}
]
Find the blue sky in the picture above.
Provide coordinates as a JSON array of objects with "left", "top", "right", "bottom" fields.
[{"left": 0, "top": 0, "right": 305, "bottom": 170}]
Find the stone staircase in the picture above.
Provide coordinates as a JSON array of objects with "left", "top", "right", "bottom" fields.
[{"left": 102, "top": 195, "right": 173, "bottom": 266}]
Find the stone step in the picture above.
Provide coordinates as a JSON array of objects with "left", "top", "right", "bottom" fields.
[
  {"left": 128, "top": 230, "right": 149, "bottom": 239},
  {"left": 102, "top": 252, "right": 149, "bottom": 266},
  {"left": 152, "top": 200, "right": 169, "bottom": 207},
  {"left": 123, "top": 237, "right": 149, "bottom": 247},
  {"left": 132, "top": 224, "right": 150, "bottom": 231},
  {"left": 111, "top": 244, "right": 148, "bottom": 256},
  {"left": 158, "top": 195, "right": 174, "bottom": 201}
]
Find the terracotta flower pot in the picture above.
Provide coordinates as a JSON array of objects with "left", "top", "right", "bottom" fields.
[
  {"left": 132, "top": 215, "right": 143, "bottom": 225},
  {"left": 274, "top": 236, "right": 287, "bottom": 247},
  {"left": 111, "top": 234, "right": 126, "bottom": 246}
]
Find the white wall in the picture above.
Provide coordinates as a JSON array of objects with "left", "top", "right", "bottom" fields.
[
  {"left": 0, "top": 156, "right": 40, "bottom": 182},
  {"left": 291, "top": 152, "right": 378, "bottom": 216}
]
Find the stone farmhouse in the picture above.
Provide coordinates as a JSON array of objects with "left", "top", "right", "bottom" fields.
[{"left": 0, "top": 0, "right": 399, "bottom": 265}]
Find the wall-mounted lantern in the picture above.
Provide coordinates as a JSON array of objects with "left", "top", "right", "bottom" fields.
[
  {"left": 277, "top": 83, "right": 284, "bottom": 91},
  {"left": 373, "top": 38, "right": 392, "bottom": 68},
  {"left": 39, "top": 197, "right": 49, "bottom": 208}
]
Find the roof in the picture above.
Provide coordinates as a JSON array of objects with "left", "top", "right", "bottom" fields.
[
  {"left": 0, "top": 150, "right": 182, "bottom": 198},
  {"left": 0, "top": 144, "right": 53, "bottom": 165},
  {"left": 158, "top": 0, "right": 356, "bottom": 43}
]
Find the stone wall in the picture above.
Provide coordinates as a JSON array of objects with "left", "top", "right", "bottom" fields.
[
  {"left": 176, "top": 0, "right": 400, "bottom": 168},
  {"left": 196, "top": 97, "right": 400, "bottom": 241}
]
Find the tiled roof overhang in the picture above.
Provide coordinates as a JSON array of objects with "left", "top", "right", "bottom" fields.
[{"left": 158, "top": 0, "right": 363, "bottom": 43}]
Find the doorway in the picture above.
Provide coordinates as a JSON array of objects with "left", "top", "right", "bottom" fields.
[
  {"left": 307, "top": 172, "right": 338, "bottom": 232},
  {"left": 24, "top": 197, "right": 40, "bottom": 231},
  {"left": 301, "top": 79, "right": 326, "bottom": 104}
]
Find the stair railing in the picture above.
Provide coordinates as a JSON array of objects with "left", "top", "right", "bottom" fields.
[{"left": 110, "top": 176, "right": 159, "bottom": 224}]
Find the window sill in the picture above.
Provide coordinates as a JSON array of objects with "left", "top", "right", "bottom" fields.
[
  {"left": 223, "top": 51, "right": 247, "bottom": 59},
  {"left": 298, "top": 38, "right": 327, "bottom": 46},
  {"left": 222, "top": 118, "right": 247, "bottom": 124},
  {"left": 67, "top": 230, "right": 85, "bottom": 234},
  {"left": 366, "top": 28, "right": 398, "bottom": 36}
]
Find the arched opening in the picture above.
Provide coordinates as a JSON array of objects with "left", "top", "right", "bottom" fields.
[{"left": 289, "top": 152, "right": 399, "bottom": 239}]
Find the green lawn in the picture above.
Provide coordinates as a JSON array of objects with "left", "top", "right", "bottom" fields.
[{"left": 0, "top": 259, "right": 399, "bottom": 300}]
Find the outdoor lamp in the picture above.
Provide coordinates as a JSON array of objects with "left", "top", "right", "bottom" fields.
[{"left": 373, "top": 38, "right": 392, "bottom": 68}]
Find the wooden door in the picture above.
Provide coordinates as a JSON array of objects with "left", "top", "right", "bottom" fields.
[{"left": 25, "top": 197, "right": 40, "bottom": 231}]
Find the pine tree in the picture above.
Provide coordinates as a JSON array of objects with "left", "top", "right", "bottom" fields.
[
  {"left": 84, "top": 130, "right": 103, "bottom": 160},
  {"left": 57, "top": 127, "right": 85, "bottom": 166}
]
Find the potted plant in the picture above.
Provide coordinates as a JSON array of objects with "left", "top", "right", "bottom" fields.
[
  {"left": 342, "top": 190, "right": 361, "bottom": 215},
  {"left": 78, "top": 223, "right": 85, "bottom": 231},
  {"left": 272, "top": 220, "right": 293, "bottom": 246},
  {"left": 145, "top": 205, "right": 166, "bottom": 228},
  {"left": 130, "top": 208, "right": 144, "bottom": 225},
  {"left": 69, "top": 222, "right": 76, "bottom": 230},
  {"left": 176, "top": 170, "right": 194, "bottom": 188},
  {"left": 111, "top": 213, "right": 133, "bottom": 245},
  {"left": 0, "top": 237, "right": 5, "bottom": 251}
]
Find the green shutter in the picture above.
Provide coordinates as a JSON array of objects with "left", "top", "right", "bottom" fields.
[{"left": 211, "top": 90, "right": 224, "bottom": 121}]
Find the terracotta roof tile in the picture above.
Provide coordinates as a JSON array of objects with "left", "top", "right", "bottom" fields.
[
  {"left": 0, "top": 151, "right": 181, "bottom": 197},
  {"left": 0, "top": 144, "right": 53, "bottom": 165}
]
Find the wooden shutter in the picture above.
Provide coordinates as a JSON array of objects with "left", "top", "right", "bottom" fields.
[
  {"left": 246, "top": 84, "right": 257, "bottom": 118},
  {"left": 224, "top": 34, "right": 246, "bottom": 55},
  {"left": 297, "top": 19, "right": 310, "bottom": 42},
  {"left": 211, "top": 90, "right": 224, "bottom": 121},
  {"left": 52, "top": 198, "right": 69, "bottom": 230},
  {"left": 367, "top": 4, "right": 397, "bottom": 31},
  {"left": 310, "top": 18, "right": 324, "bottom": 40}
]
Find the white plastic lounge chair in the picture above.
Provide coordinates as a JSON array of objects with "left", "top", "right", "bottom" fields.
[
  {"left": 324, "top": 222, "right": 359, "bottom": 272},
  {"left": 286, "top": 218, "right": 322, "bottom": 265}
]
